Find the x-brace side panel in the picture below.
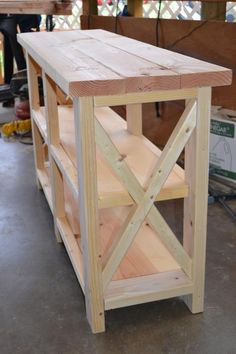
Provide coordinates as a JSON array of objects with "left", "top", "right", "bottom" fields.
[{"left": 95, "top": 99, "right": 197, "bottom": 291}]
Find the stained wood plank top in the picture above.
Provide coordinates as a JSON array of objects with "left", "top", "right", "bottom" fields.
[
  {"left": 18, "top": 29, "right": 232, "bottom": 96},
  {"left": 0, "top": 0, "right": 72, "bottom": 15}
]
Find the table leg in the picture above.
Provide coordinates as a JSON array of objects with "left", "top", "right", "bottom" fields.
[
  {"left": 74, "top": 97, "right": 105, "bottom": 333},
  {"left": 183, "top": 87, "right": 211, "bottom": 313}
]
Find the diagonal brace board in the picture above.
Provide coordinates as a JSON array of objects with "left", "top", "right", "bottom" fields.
[{"left": 95, "top": 99, "right": 197, "bottom": 290}]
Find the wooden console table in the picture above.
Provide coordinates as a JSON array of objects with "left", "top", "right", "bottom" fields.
[{"left": 18, "top": 29, "right": 231, "bottom": 333}]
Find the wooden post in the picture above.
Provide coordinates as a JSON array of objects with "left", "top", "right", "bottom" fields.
[
  {"left": 82, "top": 0, "right": 98, "bottom": 16},
  {"left": 43, "top": 73, "right": 64, "bottom": 242},
  {"left": 201, "top": 2, "right": 226, "bottom": 21},
  {"left": 183, "top": 87, "right": 211, "bottom": 313},
  {"left": 126, "top": 104, "right": 142, "bottom": 136},
  {"left": 127, "top": 0, "right": 143, "bottom": 17},
  {"left": 73, "top": 97, "right": 105, "bottom": 333},
  {"left": 26, "top": 54, "right": 42, "bottom": 189}
]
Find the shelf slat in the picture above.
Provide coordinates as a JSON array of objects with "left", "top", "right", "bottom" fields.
[
  {"left": 32, "top": 109, "right": 47, "bottom": 142},
  {"left": 105, "top": 269, "right": 193, "bottom": 310},
  {"left": 37, "top": 168, "right": 53, "bottom": 212},
  {"left": 51, "top": 144, "right": 78, "bottom": 199}
]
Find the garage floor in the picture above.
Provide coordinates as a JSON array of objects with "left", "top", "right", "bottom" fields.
[{"left": 0, "top": 137, "right": 236, "bottom": 354}]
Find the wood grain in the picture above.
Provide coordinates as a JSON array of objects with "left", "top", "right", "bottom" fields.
[
  {"left": 0, "top": 0, "right": 72, "bottom": 15},
  {"left": 18, "top": 29, "right": 231, "bottom": 97}
]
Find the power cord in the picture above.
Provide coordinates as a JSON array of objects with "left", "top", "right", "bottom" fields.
[{"left": 166, "top": 3, "right": 235, "bottom": 51}]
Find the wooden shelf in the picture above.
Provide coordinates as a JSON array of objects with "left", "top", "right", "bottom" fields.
[
  {"left": 105, "top": 269, "right": 193, "bottom": 310},
  {"left": 37, "top": 167, "right": 53, "bottom": 212},
  {"left": 99, "top": 206, "right": 180, "bottom": 281},
  {"left": 32, "top": 105, "right": 188, "bottom": 209},
  {"left": 32, "top": 109, "right": 47, "bottom": 142},
  {"left": 56, "top": 194, "right": 184, "bottom": 292}
]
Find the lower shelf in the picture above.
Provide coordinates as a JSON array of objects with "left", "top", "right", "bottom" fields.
[
  {"left": 105, "top": 269, "right": 193, "bottom": 310},
  {"left": 36, "top": 152, "right": 187, "bottom": 298},
  {"left": 100, "top": 206, "right": 180, "bottom": 281},
  {"left": 55, "top": 208, "right": 192, "bottom": 312}
]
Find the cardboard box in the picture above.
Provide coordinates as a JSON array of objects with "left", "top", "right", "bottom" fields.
[{"left": 210, "top": 107, "right": 236, "bottom": 183}]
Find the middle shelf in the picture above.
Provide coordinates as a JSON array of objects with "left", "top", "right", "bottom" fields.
[{"left": 32, "top": 104, "right": 188, "bottom": 210}]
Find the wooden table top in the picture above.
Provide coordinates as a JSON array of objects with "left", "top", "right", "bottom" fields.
[
  {"left": 18, "top": 29, "right": 232, "bottom": 96},
  {"left": 0, "top": 0, "right": 72, "bottom": 15}
]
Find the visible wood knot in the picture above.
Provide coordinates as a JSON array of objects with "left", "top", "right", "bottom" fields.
[
  {"left": 186, "top": 127, "right": 190, "bottom": 133},
  {"left": 118, "top": 154, "right": 126, "bottom": 162}
]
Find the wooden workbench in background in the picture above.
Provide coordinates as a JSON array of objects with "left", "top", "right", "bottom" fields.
[{"left": 0, "top": 0, "right": 72, "bottom": 15}]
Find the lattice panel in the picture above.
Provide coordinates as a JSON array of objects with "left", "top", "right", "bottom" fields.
[
  {"left": 49, "top": 1, "right": 236, "bottom": 30},
  {"left": 52, "top": 0, "right": 82, "bottom": 29},
  {"left": 98, "top": 0, "right": 127, "bottom": 16},
  {"left": 143, "top": 1, "right": 201, "bottom": 20},
  {"left": 227, "top": 2, "right": 236, "bottom": 21}
]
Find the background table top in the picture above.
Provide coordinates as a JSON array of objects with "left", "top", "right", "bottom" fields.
[
  {"left": 0, "top": 0, "right": 72, "bottom": 15},
  {"left": 18, "top": 29, "right": 232, "bottom": 96}
]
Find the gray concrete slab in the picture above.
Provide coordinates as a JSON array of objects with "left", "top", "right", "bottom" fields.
[{"left": 0, "top": 138, "right": 236, "bottom": 354}]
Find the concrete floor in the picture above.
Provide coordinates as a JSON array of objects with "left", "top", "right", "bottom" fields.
[{"left": 0, "top": 137, "right": 236, "bottom": 354}]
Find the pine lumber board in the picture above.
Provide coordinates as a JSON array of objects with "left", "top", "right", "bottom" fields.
[
  {"left": 37, "top": 168, "right": 53, "bottom": 211},
  {"left": 43, "top": 72, "right": 63, "bottom": 242},
  {"left": 81, "top": 17, "right": 235, "bottom": 109},
  {"left": 86, "top": 30, "right": 231, "bottom": 89},
  {"left": 32, "top": 109, "right": 47, "bottom": 141},
  {"left": 18, "top": 29, "right": 231, "bottom": 97},
  {"left": 27, "top": 55, "right": 43, "bottom": 189},
  {"left": 73, "top": 97, "right": 105, "bottom": 333},
  {"left": 183, "top": 87, "right": 211, "bottom": 313},
  {"left": 57, "top": 216, "right": 84, "bottom": 290},
  {"left": 94, "top": 88, "right": 198, "bottom": 107},
  {"left": 126, "top": 103, "right": 142, "bottom": 136},
  {"left": 105, "top": 269, "right": 193, "bottom": 310}
]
